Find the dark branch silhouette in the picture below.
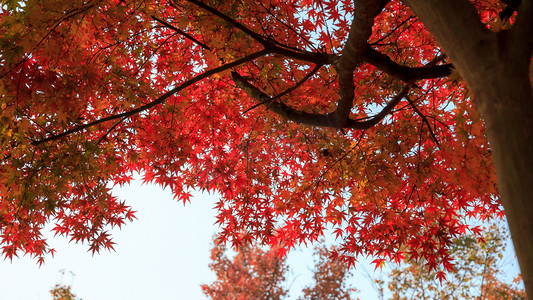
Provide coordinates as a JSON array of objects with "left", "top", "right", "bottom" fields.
[
  {"left": 151, "top": 15, "right": 211, "bottom": 50},
  {"left": 244, "top": 63, "right": 323, "bottom": 114},
  {"left": 33, "top": 50, "right": 269, "bottom": 145},
  {"left": 233, "top": 71, "right": 410, "bottom": 129}
]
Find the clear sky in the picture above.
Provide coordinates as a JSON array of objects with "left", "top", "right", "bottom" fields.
[
  {"left": 0, "top": 178, "right": 521, "bottom": 299},
  {"left": 0, "top": 180, "right": 221, "bottom": 299},
  {"left": 0, "top": 179, "right": 378, "bottom": 299}
]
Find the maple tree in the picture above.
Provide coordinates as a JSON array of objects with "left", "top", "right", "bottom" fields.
[
  {"left": 202, "top": 240, "right": 289, "bottom": 299},
  {"left": 299, "top": 244, "right": 358, "bottom": 300},
  {"left": 49, "top": 270, "right": 81, "bottom": 300},
  {"left": 50, "top": 284, "right": 81, "bottom": 300},
  {"left": 385, "top": 221, "right": 526, "bottom": 300},
  {"left": 0, "top": 0, "right": 531, "bottom": 296},
  {"left": 202, "top": 240, "right": 358, "bottom": 299},
  {"left": 204, "top": 221, "right": 524, "bottom": 299}
]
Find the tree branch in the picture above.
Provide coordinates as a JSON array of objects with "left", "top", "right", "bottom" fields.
[
  {"left": 96, "top": 116, "right": 127, "bottom": 145},
  {"left": 243, "top": 63, "right": 323, "bottom": 113},
  {"left": 185, "top": 0, "right": 337, "bottom": 65},
  {"left": 370, "top": 15, "right": 415, "bottom": 46},
  {"left": 151, "top": 15, "right": 211, "bottom": 50},
  {"left": 186, "top": 0, "right": 269, "bottom": 47},
  {"left": 233, "top": 71, "right": 337, "bottom": 127},
  {"left": 232, "top": 72, "right": 409, "bottom": 129},
  {"left": 346, "top": 85, "right": 410, "bottom": 128},
  {"left": 364, "top": 47, "right": 453, "bottom": 81},
  {"left": 406, "top": 96, "right": 441, "bottom": 148},
  {"left": 257, "top": 0, "right": 316, "bottom": 49},
  {"left": 32, "top": 49, "right": 270, "bottom": 145},
  {"left": 333, "top": 0, "right": 386, "bottom": 127},
  {"left": 271, "top": 48, "right": 338, "bottom": 65}
]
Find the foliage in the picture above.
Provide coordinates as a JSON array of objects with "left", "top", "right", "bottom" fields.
[
  {"left": 0, "top": 0, "right": 524, "bottom": 273},
  {"left": 202, "top": 240, "right": 357, "bottom": 299},
  {"left": 204, "top": 221, "right": 525, "bottom": 300},
  {"left": 50, "top": 284, "right": 81, "bottom": 300},
  {"left": 299, "top": 244, "right": 358, "bottom": 300},
  {"left": 385, "top": 221, "right": 526, "bottom": 300},
  {"left": 202, "top": 241, "right": 289, "bottom": 300}
]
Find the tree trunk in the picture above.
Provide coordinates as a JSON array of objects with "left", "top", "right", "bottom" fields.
[
  {"left": 474, "top": 64, "right": 533, "bottom": 298},
  {"left": 402, "top": 0, "right": 533, "bottom": 296}
]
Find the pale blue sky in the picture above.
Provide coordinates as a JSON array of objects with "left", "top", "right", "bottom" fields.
[
  {"left": 0, "top": 181, "right": 220, "bottom": 299},
  {"left": 0, "top": 179, "right": 378, "bottom": 299},
  {"left": 0, "top": 179, "right": 521, "bottom": 299}
]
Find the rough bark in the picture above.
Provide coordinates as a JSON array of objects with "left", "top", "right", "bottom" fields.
[{"left": 402, "top": 0, "right": 533, "bottom": 297}]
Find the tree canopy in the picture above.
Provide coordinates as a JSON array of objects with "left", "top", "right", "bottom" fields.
[
  {"left": 203, "top": 221, "right": 525, "bottom": 299},
  {"left": 0, "top": 0, "right": 532, "bottom": 295},
  {"left": 386, "top": 221, "right": 526, "bottom": 300}
]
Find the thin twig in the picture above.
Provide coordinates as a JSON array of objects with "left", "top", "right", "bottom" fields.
[
  {"left": 186, "top": 0, "right": 268, "bottom": 46},
  {"left": 243, "top": 63, "right": 322, "bottom": 113},
  {"left": 257, "top": 0, "right": 316, "bottom": 50},
  {"left": 406, "top": 95, "right": 441, "bottom": 149},
  {"left": 33, "top": 49, "right": 269, "bottom": 145},
  {"left": 1, "top": 3, "right": 96, "bottom": 79},
  {"left": 96, "top": 116, "right": 127, "bottom": 145},
  {"left": 370, "top": 16, "right": 415, "bottom": 46},
  {"left": 134, "top": 32, "right": 179, "bottom": 77},
  {"left": 151, "top": 15, "right": 211, "bottom": 50}
]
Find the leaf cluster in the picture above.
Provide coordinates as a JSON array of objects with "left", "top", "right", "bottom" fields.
[{"left": 0, "top": 0, "right": 508, "bottom": 271}]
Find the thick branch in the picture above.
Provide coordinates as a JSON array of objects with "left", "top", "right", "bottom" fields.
[
  {"left": 333, "top": 0, "right": 385, "bottom": 127},
  {"left": 186, "top": 0, "right": 337, "bottom": 65},
  {"left": 270, "top": 47, "right": 337, "bottom": 65},
  {"left": 33, "top": 50, "right": 270, "bottom": 145},
  {"left": 364, "top": 47, "right": 453, "bottom": 81},
  {"left": 233, "top": 72, "right": 337, "bottom": 127},
  {"left": 232, "top": 72, "right": 409, "bottom": 129},
  {"left": 507, "top": 0, "right": 533, "bottom": 65},
  {"left": 186, "top": 0, "right": 269, "bottom": 47}
]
